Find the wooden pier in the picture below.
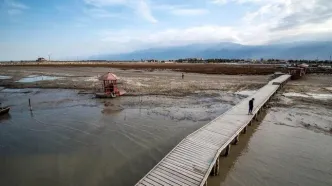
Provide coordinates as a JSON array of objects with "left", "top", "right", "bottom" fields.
[{"left": 135, "top": 75, "right": 291, "bottom": 186}]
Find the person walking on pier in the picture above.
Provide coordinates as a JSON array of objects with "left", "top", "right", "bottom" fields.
[{"left": 248, "top": 98, "right": 255, "bottom": 115}]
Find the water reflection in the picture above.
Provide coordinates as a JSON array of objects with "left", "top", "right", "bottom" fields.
[{"left": 0, "top": 113, "right": 11, "bottom": 122}]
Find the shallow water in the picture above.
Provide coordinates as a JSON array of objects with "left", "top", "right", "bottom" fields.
[
  {"left": 16, "top": 75, "right": 61, "bottom": 83},
  {"left": 0, "top": 89, "right": 232, "bottom": 186},
  {"left": 210, "top": 104, "right": 332, "bottom": 186},
  {"left": 0, "top": 75, "right": 12, "bottom": 80}
]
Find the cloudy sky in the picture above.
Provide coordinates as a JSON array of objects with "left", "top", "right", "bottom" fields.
[{"left": 1, "top": 0, "right": 332, "bottom": 60}]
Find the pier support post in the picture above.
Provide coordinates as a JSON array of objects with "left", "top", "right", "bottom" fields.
[
  {"left": 242, "top": 126, "right": 247, "bottom": 134},
  {"left": 215, "top": 157, "right": 219, "bottom": 175},
  {"left": 254, "top": 114, "right": 258, "bottom": 121},
  {"left": 224, "top": 144, "right": 231, "bottom": 156},
  {"left": 210, "top": 157, "right": 220, "bottom": 176},
  {"left": 248, "top": 121, "right": 252, "bottom": 126},
  {"left": 204, "top": 181, "right": 208, "bottom": 186},
  {"left": 232, "top": 135, "right": 239, "bottom": 145}
]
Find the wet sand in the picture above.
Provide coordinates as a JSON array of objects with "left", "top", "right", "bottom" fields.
[{"left": 1, "top": 66, "right": 332, "bottom": 186}]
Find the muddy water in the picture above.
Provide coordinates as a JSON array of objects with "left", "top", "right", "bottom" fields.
[
  {"left": 0, "top": 89, "right": 235, "bottom": 186},
  {"left": 1, "top": 89, "right": 332, "bottom": 186},
  {"left": 210, "top": 100, "right": 332, "bottom": 186}
]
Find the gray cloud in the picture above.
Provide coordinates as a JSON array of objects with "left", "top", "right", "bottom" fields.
[{"left": 272, "top": 0, "right": 332, "bottom": 31}]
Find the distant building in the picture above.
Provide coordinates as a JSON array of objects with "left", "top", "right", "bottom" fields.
[{"left": 36, "top": 57, "right": 47, "bottom": 62}]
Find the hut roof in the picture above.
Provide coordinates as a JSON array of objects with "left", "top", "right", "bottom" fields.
[{"left": 99, "top": 72, "right": 118, "bottom": 81}]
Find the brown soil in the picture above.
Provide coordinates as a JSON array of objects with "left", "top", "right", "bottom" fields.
[{"left": 1, "top": 62, "right": 282, "bottom": 75}]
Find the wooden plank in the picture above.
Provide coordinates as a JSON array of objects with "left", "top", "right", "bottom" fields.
[
  {"left": 173, "top": 145, "right": 214, "bottom": 160},
  {"left": 169, "top": 150, "right": 211, "bottom": 166},
  {"left": 190, "top": 133, "right": 226, "bottom": 145},
  {"left": 173, "top": 146, "right": 214, "bottom": 159},
  {"left": 156, "top": 167, "right": 200, "bottom": 185},
  {"left": 169, "top": 149, "right": 211, "bottom": 168},
  {"left": 190, "top": 136, "right": 223, "bottom": 147},
  {"left": 167, "top": 153, "right": 209, "bottom": 169},
  {"left": 147, "top": 174, "right": 175, "bottom": 186},
  {"left": 194, "top": 130, "right": 228, "bottom": 142},
  {"left": 207, "top": 123, "right": 237, "bottom": 131},
  {"left": 149, "top": 173, "right": 182, "bottom": 186},
  {"left": 160, "top": 162, "right": 203, "bottom": 181},
  {"left": 189, "top": 136, "right": 222, "bottom": 147},
  {"left": 194, "top": 129, "right": 227, "bottom": 139},
  {"left": 152, "top": 170, "right": 191, "bottom": 186},
  {"left": 175, "top": 145, "right": 215, "bottom": 157},
  {"left": 182, "top": 139, "right": 218, "bottom": 152},
  {"left": 162, "top": 160, "right": 205, "bottom": 177},
  {"left": 205, "top": 128, "right": 238, "bottom": 137},
  {"left": 172, "top": 148, "right": 211, "bottom": 162},
  {"left": 163, "top": 157, "right": 206, "bottom": 174},
  {"left": 179, "top": 142, "right": 216, "bottom": 154},
  {"left": 186, "top": 138, "right": 219, "bottom": 150},
  {"left": 142, "top": 177, "right": 163, "bottom": 186}
]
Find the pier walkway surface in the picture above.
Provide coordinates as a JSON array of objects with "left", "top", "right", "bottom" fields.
[{"left": 136, "top": 75, "right": 291, "bottom": 186}]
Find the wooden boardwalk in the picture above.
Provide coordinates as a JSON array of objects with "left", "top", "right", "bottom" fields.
[{"left": 136, "top": 75, "right": 291, "bottom": 186}]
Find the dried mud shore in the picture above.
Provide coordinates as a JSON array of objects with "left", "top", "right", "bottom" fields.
[{"left": 0, "top": 66, "right": 270, "bottom": 96}]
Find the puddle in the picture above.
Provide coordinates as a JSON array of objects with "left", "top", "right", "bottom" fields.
[
  {"left": 16, "top": 75, "right": 61, "bottom": 83},
  {"left": 0, "top": 75, "right": 12, "bottom": 80},
  {"left": 309, "top": 93, "right": 332, "bottom": 100},
  {"left": 235, "top": 90, "right": 257, "bottom": 96},
  {"left": 283, "top": 92, "right": 310, "bottom": 98},
  {"left": 1, "top": 88, "right": 35, "bottom": 93},
  {"left": 283, "top": 92, "right": 332, "bottom": 100},
  {"left": 325, "top": 87, "right": 332, "bottom": 91},
  {"left": 84, "top": 77, "right": 98, "bottom": 82}
]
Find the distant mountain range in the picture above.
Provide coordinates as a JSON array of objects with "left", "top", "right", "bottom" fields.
[{"left": 89, "top": 41, "right": 332, "bottom": 60}]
